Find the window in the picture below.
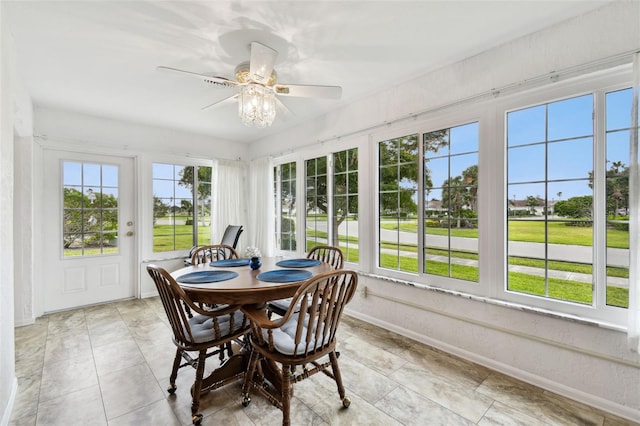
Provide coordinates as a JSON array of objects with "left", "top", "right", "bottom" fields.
[
  {"left": 152, "top": 163, "right": 211, "bottom": 252},
  {"left": 506, "top": 86, "right": 634, "bottom": 311},
  {"left": 333, "top": 148, "right": 359, "bottom": 263},
  {"left": 424, "top": 122, "right": 479, "bottom": 282},
  {"left": 305, "top": 156, "right": 328, "bottom": 250},
  {"left": 376, "top": 124, "right": 479, "bottom": 279},
  {"left": 63, "top": 161, "right": 119, "bottom": 256},
  {"left": 506, "top": 94, "right": 595, "bottom": 304},
  {"left": 275, "top": 161, "right": 297, "bottom": 251},
  {"left": 378, "top": 134, "right": 419, "bottom": 272},
  {"left": 605, "top": 88, "right": 634, "bottom": 308}
]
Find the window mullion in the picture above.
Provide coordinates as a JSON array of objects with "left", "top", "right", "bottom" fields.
[
  {"left": 193, "top": 167, "right": 199, "bottom": 245},
  {"left": 593, "top": 90, "right": 607, "bottom": 307}
]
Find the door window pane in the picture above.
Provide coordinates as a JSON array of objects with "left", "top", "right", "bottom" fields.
[{"left": 63, "top": 161, "right": 119, "bottom": 256}]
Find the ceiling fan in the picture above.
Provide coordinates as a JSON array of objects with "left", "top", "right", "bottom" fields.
[{"left": 158, "top": 42, "right": 342, "bottom": 128}]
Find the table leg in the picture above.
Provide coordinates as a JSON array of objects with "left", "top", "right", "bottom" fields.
[{"left": 197, "top": 352, "right": 249, "bottom": 395}]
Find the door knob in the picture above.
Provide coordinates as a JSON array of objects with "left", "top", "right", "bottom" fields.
[{"left": 126, "top": 231, "right": 134, "bottom": 236}]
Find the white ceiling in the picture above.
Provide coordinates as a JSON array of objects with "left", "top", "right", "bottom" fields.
[{"left": 5, "top": 1, "right": 611, "bottom": 143}]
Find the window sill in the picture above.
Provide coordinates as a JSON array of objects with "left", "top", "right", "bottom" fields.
[{"left": 358, "top": 271, "right": 626, "bottom": 333}]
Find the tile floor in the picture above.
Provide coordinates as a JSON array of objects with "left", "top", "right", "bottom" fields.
[{"left": 9, "top": 297, "right": 638, "bottom": 425}]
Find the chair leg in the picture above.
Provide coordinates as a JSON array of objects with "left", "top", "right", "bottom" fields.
[
  {"left": 168, "top": 348, "right": 182, "bottom": 394},
  {"left": 329, "top": 350, "right": 350, "bottom": 407},
  {"left": 241, "top": 347, "right": 260, "bottom": 406},
  {"left": 281, "top": 364, "right": 293, "bottom": 426},
  {"left": 191, "top": 350, "right": 207, "bottom": 425}
]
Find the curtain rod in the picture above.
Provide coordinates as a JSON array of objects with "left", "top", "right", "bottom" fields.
[{"left": 269, "top": 48, "right": 639, "bottom": 157}]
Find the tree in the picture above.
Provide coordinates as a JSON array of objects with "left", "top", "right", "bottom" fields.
[
  {"left": 63, "top": 188, "right": 119, "bottom": 248},
  {"left": 553, "top": 195, "right": 593, "bottom": 219},
  {"left": 526, "top": 195, "right": 542, "bottom": 215},
  {"left": 153, "top": 196, "right": 169, "bottom": 225},
  {"left": 588, "top": 161, "right": 629, "bottom": 217},
  {"left": 462, "top": 165, "right": 478, "bottom": 212},
  {"left": 178, "top": 165, "right": 212, "bottom": 199}
]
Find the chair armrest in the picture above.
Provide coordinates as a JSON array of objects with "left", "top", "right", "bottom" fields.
[{"left": 242, "top": 305, "right": 289, "bottom": 329}]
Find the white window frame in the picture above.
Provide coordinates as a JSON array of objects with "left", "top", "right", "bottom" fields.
[
  {"left": 495, "top": 67, "right": 633, "bottom": 325},
  {"left": 141, "top": 154, "right": 214, "bottom": 261},
  {"left": 371, "top": 105, "right": 491, "bottom": 295}
]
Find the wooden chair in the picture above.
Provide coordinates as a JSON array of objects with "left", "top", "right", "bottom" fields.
[
  {"left": 267, "top": 245, "right": 344, "bottom": 317},
  {"left": 147, "top": 264, "right": 250, "bottom": 425},
  {"left": 241, "top": 269, "right": 358, "bottom": 426},
  {"left": 190, "top": 244, "right": 239, "bottom": 266}
]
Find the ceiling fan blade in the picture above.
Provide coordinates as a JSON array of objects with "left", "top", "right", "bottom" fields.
[
  {"left": 201, "top": 94, "right": 238, "bottom": 111},
  {"left": 249, "top": 42, "right": 278, "bottom": 84},
  {"left": 157, "top": 66, "right": 236, "bottom": 88},
  {"left": 275, "top": 97, "right": 294, "bottom": 121},
  {"left": 274, "top": 84, "right": 342, "bottom": 99}
]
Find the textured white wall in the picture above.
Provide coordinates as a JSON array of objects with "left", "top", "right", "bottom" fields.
[
  {"left": 34, "top": 107, "right": 248, "bottom": 161},
  {"left": 0, "top": 3, "right": 18, "bottom": 423},
  {"left": 249, "top": 1, "right": 640, "bottom": 421}
]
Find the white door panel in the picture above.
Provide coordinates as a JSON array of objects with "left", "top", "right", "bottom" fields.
[{"left": 42, "top": 151, "right": 136, "bottom": 312}]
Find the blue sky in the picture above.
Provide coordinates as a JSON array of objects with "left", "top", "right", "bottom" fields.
[{"left": 506, "top": 88, "right": 634, "bottom": 200}]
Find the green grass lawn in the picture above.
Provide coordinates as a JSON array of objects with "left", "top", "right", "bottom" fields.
[{"left": 380, "top": 219, "right": 629, "bottom": 248}]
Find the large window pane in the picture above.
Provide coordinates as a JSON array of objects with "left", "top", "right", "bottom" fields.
[
  {"left": 507, "top": 94, "right": 594, "bottom": 305},
  {"left": 605, "top": 88, "right": 633, "bottom": 308},
  {"left": 305, "top": 157, "right": 328, "bottom": 250},
  {"left": 279, "top": 162, "right": 297, "bottom": 252},
  {"left": 152, "top": 163, "right": 212, "bottom": 252},
  {"left": 333, "top": 148, "right": 358, "bottom": 263},
  {"left": 424, "top": 123, "right": 479, "bottom": 282},
  {"left": 379, "top": 134, "right": 418, "bottom": 273}
]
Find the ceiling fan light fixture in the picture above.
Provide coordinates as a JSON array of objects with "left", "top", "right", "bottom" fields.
[{"left": 238, "top": 83, "right": 276, "bottom": 128}]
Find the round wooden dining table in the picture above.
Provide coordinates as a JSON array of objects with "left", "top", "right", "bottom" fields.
[
  {"left": 171, "top": 255, "right": 333, "bottom": 307},
  {"left": 170, "top": 256, "right": 334, "bottom": 397}
]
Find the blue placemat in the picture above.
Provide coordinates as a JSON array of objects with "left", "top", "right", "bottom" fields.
[
  {"left": 177, "top": 270, "right": 239, "bottom": 284},
  {"left": 257, "top": 269, "right": 313, "bottom": 283},
  {"left": 276, "top": 258, "right": 322, "bottom": 268},
  {"left": 211, "top": 258, "right": 251, "bottom": 267}
]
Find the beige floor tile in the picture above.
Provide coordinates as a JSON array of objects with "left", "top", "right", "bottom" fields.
[
  {"left": 390, "top": 364, "right": 494, "bottom": 423},
  {"left": 35, "top": 384, "right": 106, "bottom": 426},
  {"left": 43, "top": 330, "right": 93, "bottom": 365},
  {"left": 93, "top": 337, "right": 147, "bottom": 377},
  {"left": 478, "top": 400, "right": 546, "bottom": 425},
  {"left": 99, "top": 362, "right": 165, "bottom": 420},
  {"left": 376, "top": 385, "right": 476, "bottom": 425},
  {"left": 107, "top": 399, "right": 181, "bottom": 426},
  {"left": 39, "top": 353, "right": 99, "bottom": 403},
  {"left": 340, "top": 334, "right": 408, "bottom": 376}
]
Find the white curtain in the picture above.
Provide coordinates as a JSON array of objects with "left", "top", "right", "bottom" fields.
[
  {"left": 213, "top": 159, "right": 246, "bottom": 253},
  {"left": 247, "top": 157, "right": 275, "bottom": 257},
  {"left": 629, "top": 52, "right": 640, "bottom": 352}
]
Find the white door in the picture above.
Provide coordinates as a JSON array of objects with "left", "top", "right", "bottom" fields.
[{"left": 42, "top": 150, "right": 136, "bottom": 312}]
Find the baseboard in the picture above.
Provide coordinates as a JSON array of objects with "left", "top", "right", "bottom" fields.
[
  {"left": 14, "top": 318, "right": 35, "bottom": 327},
  {"left": 140, "top": 290, "right": 158, "bottom": 299},
  {"left": 344, "top": 308, "right": 640, "bottom": 423},
  {"left": 1, "top": 377, "right": 18, "bottom": 426}
]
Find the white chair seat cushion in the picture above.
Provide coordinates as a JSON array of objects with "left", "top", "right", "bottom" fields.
[
  {"left": 264, "top": 314, "right": 331, "bottom": 355},
  {"left": 187, "top": 310, "right": 245, "bottom": 344}
]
